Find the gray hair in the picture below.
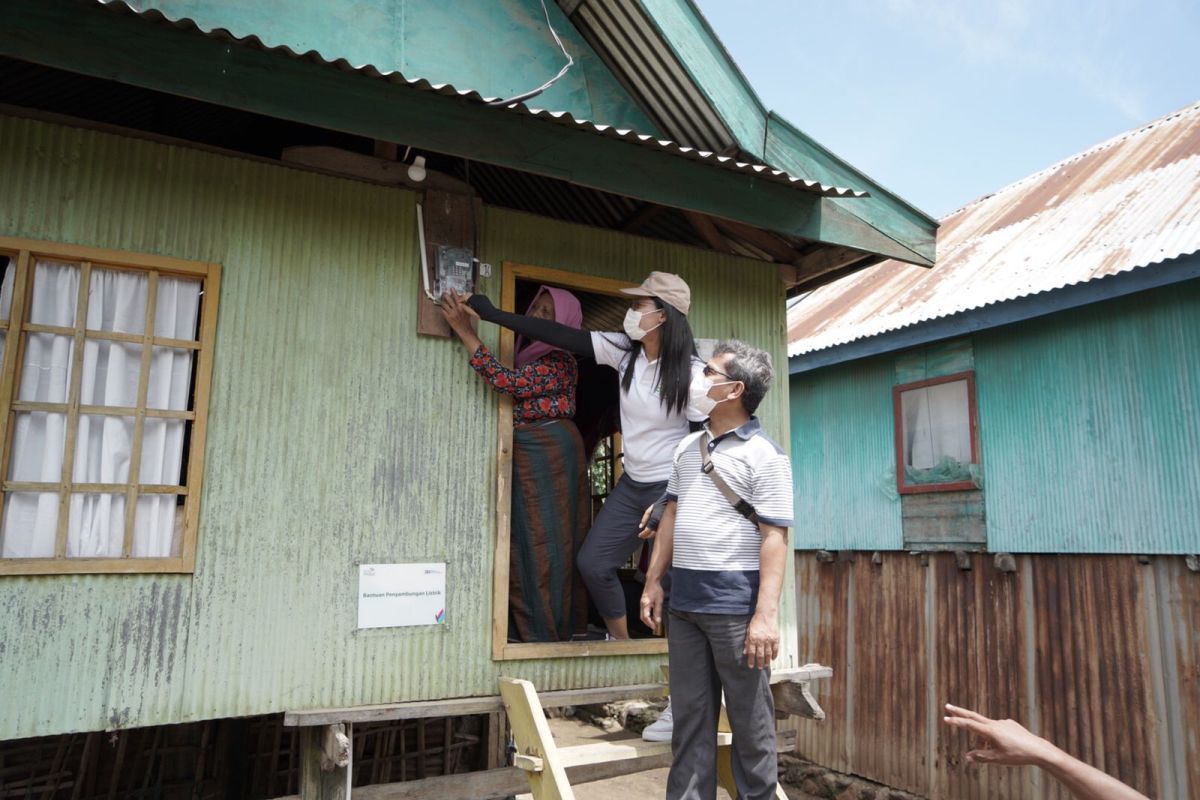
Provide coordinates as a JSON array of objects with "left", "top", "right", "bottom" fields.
[{"left": 713, "top": 339, "right": 774, "bottom": 414}]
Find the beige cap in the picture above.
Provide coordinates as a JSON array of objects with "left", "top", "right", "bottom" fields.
[{"left": 620, "top": 271, "right": 691, "bottom": 316}]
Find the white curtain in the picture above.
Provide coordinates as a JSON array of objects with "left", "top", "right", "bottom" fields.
[
  {"left": 1, "top": 261, "right": 200, "bottom": 559},
  {"left": 901, "top": 379, "right": 971, "bottom": 470}
]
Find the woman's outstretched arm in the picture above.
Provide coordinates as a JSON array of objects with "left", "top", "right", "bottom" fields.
[{"left": 462, "top": 292, "right": 595, "bottom": 357}]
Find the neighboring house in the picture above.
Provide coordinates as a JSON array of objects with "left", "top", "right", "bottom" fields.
[
  {"left": 0, "top": 0, "right": 936, "bottom": 796},
  {"left": 786, "top": 102, "right": 1200, "bottom": 799}
]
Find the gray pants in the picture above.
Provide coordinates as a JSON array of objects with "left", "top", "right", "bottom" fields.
[
  {"left": 667, "top": 610, "right": 777, "bottom": 800},
  {"left": 577, "top": 474, "right": 667, "bottom": 620}
]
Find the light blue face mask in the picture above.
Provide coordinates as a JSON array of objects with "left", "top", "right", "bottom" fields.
[{"left": 623, "top": 307, "right": 663, "bottom": 341}]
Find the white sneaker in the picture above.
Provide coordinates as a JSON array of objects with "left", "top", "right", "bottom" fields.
[{"left": 641, "top": 699, "right": 673, "bottom": 742}]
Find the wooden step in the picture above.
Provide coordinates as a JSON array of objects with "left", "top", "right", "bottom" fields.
[{"left": 515, "top": 733, "right": 734, "bottom": 773}]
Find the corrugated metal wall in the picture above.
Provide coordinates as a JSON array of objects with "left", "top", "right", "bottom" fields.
[
  {"left": 790, "top": 356, "right": 902, "bottom": 551},
  {"left": 0, "top": 114, "right": 796, "bottom": 739},
  {"left": 975, "top": 280, "right": 1200, "bottom": 553},
  {"left": 790, "top": 279, "right": 1200, "bottom": 555},
  {"left": 793, "top": 551, "right": 1199, "bottom": 799}
]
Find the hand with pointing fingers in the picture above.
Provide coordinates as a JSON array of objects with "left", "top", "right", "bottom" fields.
[
  {"left": 942, "top": 704, "right": 1149, "bottom": 800},
  {"left": 942, "top": 704, "right": 1058, "bottom": 766}
]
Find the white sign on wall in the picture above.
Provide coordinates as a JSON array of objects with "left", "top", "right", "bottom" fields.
[{"left": 357, "top": 563, "right": 447, "bottom": 629}]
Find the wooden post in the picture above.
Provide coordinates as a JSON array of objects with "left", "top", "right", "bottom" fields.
[
  {"left": 299, "top": 723, "right": 351, "bottom": 800},
  {"left": 416, "top": 189, "right": 475, "bottom": 338}
]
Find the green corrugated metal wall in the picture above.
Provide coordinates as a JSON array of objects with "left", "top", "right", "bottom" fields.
[
  {"left": 789, "top": 279, "right": 1200, "bottom": 555},
  {"left": 789, "top": 355, "right": 902, "bottom": 551},
  {"left": 0, "top": 114, "right": 797, "bottom": 740},
  {"left": 976, "top": 280, "right": 1200, "bottom": 553}
]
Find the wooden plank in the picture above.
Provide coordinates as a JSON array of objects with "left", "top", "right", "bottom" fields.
[
  {"left": 499, "top": 638, "right": 669, "bottom": 660},
  {"left": 285, "top": 683, "right": 669, "bottom": 727},
  {"left": 0, "top": 555, "right": 190, "bottom": 575},
  {"left": 497, "top": 677, "right": 573, "bottom": 800},
  {"left": 181, "top": 261, "right": 220, "bottom": 571},
  {"left": 416, "top": 190, "right": 474, "bottom": 338},
  {"left": 10, "top": 401, "right": 195, "bottom": 420},
  {"left": 901, "top": 489, "right": 986, "bottom": 547},
  {"left": 0, "top": 249, "right": 31, "bottom": 556},
  {"left": 711, "top": 218, "right": 805, "bottom": 263},
  {"left": 298, "top": 725, "right": 350, "bottom": 800},
  {"left": 54, "top": 261, "right": 92, "bottom": 559},
  {"left": 490, "top": 263, "right": 517, "bottom": 660},
  {"left": 122, "top": 270, "right": 157, "bottom": 557},
  {"left": 787, "top": 245, "right": 871, "bottom": 283},
  {"left": 0, "top": 236, "right": 214, "bottom": 276},
  {"left": 557, "top": 733, "right": 732, "bottom": 768},
  {"left": 684, "top": 211, "right": 733, "bottom": 254}
]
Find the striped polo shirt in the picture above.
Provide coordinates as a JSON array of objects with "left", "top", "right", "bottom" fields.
[{"left": 665, "top": 417, "right": 794, "bottom": 615}]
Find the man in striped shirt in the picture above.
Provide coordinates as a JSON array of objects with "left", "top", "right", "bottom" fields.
[{"left": 640, "top": 339, "right": 793, "bottom": 800}]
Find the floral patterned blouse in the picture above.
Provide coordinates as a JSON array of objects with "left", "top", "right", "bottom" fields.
[{"left": 469, "top": 345, "right": 577, "bottom": 423}]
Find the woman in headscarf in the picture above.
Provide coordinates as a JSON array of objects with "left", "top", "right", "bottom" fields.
[{"left": 441, "top": 285, "right": 589, "bottom": 643}]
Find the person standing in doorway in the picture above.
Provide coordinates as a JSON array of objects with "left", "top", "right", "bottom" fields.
[
  {"left": 445, "top": 272, "right": 704, "bottom": 636},
  {"left": 440, "top": 285, "right": 590, "bottom": 643},
  {"left": 640, "top": 340, "right": 792, "bottom": 800}
]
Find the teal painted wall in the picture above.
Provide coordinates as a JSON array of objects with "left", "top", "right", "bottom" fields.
[
  {"left": 790, "top": 355, "right": 902, "bottom": 551},
  {"left": 0, "top": 114, "right": 796, "bottom": 739},
  {"left": 789, "top": 279, "right": 1200, "bottom": 555},
  {"left": 129, "top": 0, "right": 658, "bottom": 133},
  {"left": 975, "top": 280, "right": 1200, "bottom": 554}
]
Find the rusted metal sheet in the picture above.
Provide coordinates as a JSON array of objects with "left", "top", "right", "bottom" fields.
[
  {"left": 792, "top": 551, "right": 1197, "bottom": 799},
  {"left": 850, "top": 554, "right": 928, "bottom": 794},
  {"left": 789, "top": 101, "right": 1200, "bottom": 355}
]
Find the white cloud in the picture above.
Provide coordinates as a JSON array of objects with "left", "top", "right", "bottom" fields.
[{"left": 882, "top": 0, "right": 1150, "bottom": 122}]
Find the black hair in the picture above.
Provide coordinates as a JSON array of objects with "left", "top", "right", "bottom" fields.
[{"left": 620, "top": 299, "right": 697, "bottom": 415}]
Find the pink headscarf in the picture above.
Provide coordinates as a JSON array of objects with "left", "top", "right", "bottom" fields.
[{"left": 515, "top": 285, "right": 583, "bottom": 368}]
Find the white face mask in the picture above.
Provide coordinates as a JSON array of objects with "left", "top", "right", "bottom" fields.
[
  {"left": 623, "top": 308, "right": 663, "bottom": 341},
  {"left": 689, "top": 374, "right": 737, "bottom": 417}
]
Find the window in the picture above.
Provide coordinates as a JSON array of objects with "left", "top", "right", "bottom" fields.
[
  {"left": 491, "top": 262, "right": 667, "bottom": 660},
  {"left": 893, "top": 371, "right": 979, "bottom": 494},
  {"left": 0, "top": 239, "right": 219, "bottom": 575}
]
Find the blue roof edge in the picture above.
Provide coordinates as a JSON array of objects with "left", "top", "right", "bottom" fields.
[{"left": 789, "top": 251, "right": 1200, "bottom": 375}]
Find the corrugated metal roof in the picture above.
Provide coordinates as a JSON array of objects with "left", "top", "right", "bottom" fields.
[
  {"left": 90, "top": 0, "right": 866, "bottom": 200},
  {"left": 788, "top": 101, "right": 1200, "bottom": 356},
  {"left": 561, "top": 0, "right": 736, "bottom": 154}
]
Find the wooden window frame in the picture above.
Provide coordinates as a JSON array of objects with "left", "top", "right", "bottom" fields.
[
  {"left": 492, "top": 262, "right": 668, "bottom": 661},
  {"left": 892, "top": 370, "right": 979, "bottom": 495},
  {"left": 0, "top": 237, "right": 220, "bottom": 575}
]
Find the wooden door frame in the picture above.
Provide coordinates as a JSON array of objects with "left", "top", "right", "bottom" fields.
[{"left": 492, "top": 262, "right": 669, "bottom": 660}]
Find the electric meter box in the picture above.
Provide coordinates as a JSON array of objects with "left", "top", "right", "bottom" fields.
[{"left": 435, "top": 245, "right": 474, "bottom": 297}]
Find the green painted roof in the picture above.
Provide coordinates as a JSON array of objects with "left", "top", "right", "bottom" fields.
[
  {"left": 120, "top": 0, "right": 659, "bottom": 133},
  {"left": 633, "top": 0, "right": 937, "bottom": 264}
]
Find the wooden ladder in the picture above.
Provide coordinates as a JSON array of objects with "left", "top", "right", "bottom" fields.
[{"left": 498, "top": 664, "right": 831, "bottom": 800}]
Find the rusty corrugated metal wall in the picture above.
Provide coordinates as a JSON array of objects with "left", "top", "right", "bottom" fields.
[
  {"left": 793, "top": 551, "right": 1199, "bottom": 799},
  {"left": 0, "top": 114, "right": 797, "bottom": 740}
]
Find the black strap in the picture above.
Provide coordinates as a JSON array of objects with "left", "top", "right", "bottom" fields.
[
  {"left": 466, "top": 294, "right": 595, "bottom": 357},
  {"left": 699, "top": 432, "right": 760, "bottom": 524}
]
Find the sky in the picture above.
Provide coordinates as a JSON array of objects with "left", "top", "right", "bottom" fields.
[{"left": 695, "top": 0, "right": 1200, "bottom": 218}]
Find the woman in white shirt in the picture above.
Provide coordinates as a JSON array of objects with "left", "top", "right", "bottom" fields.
[{"left": 452, "top": 271, "right": 704, "bottom": 639}]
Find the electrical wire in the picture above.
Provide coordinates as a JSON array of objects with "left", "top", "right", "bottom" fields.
[{"left": 486, "top": 0, "right": 574, "bottom": 107}]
